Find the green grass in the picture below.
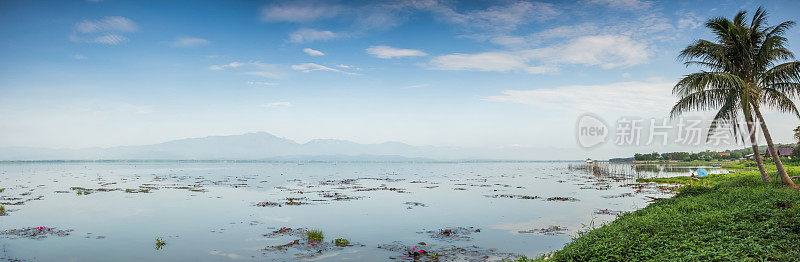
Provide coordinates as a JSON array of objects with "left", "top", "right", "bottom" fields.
[
  {"left": 543, "top": 168, "right": 800, "bottom": 261},
  {"left": 306, "top": 229, "right": 324, "bottom": 243}
]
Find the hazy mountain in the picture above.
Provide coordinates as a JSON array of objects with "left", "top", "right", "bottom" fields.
[{"left": 0, "top": 132, "right": 582, "bottom": 161}]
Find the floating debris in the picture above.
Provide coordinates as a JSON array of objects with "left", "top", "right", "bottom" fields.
[
  {"left": 255, "top": 197, "right": 308, "bottom": 207},
  {"left": 404, "top": 202, "right": 427, "bottom": 209},
  {"left": 1, "top": 227, "right": 73, "bottom": 239},
  {"left": 486, "top": 194, "right": 540, "bottom": 200},
  {"left": 261, "top": 227, "right": 363, "bottom": 259},
  {"left": 546, "top": 197, "right": 579, "bottom": 202},
  {"left": 601, "top": 193, "right": 634, "bottom": 199},
  {"left": 518, "top": 225, "right": 567, "bottom": 235},
  {"left": 420, "top": 227, "right": 479, "bottom": 241},
  {"left": 594, "top": 209, "right": 623, "bottom": 215},
  {"left": 379, "top": 241, "right": 519, "bottom": 261}
]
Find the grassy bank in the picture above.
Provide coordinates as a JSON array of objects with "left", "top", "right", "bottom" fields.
[{"left": 521, "top": 166, "right": 800, "bottom": 261}]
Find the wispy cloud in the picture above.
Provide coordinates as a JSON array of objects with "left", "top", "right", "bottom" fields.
[
  {"left": 169, "top": 37, "right": 210, "bottom": 47},
  {"left": 429, "top": 34, "right": 649, "bottom": 73},
  {"left": 404, "top": 84, "right": 429, "bottom": 89},
  {"left": 74, "top": 16, "right": 137, "bottom": 33},
  {"left": 429, "top": 51, "right": 557, "bottom": 74},
  {"left": 303, "top": 48, "right": 325, "bottom": 56},
  {"left": 71, "top": 16, "right": 137, "bottom": 45},
  {"left": 72, "top": 54, "right": 86, "bottom": 60},
  {"left": 366, "top": 46, "right": 427, "bottom": 59},
  {"left": 423, "top": 1, "right": 560, "bottom": 32},
  {"left": 289, "top": 28, "right": 339, "bottom": 43},
  {"left": 677, "top": 12, "right": 704, "bottom": 30},
  {"left": 248, "top": 81, "right": 280, "bottom": 87},
  {"left": 588, "top": 0, "right": 653, "bottom": 11},
  {"left": 264, "top": 102, "right": 293, "bottom": 108},
  {"left": 484, "top": 80, "right": 674, "bottom": 114},
  {"left": 260, "top": 2, "right": 341, "bottom": 23},
  {"left": 525, "top": 34, "right": 650, "bottom": 69},
  {"left": 209, "top": 61, "right": 283, "bottom": 79},
  {"left": 291, "top": 63, "right": 358, "bottom": 75}
]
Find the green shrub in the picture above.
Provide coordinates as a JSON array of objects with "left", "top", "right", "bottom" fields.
[
  {"left": 306, "top": 229, "right": 324, "bottom": 242},
  {"left": 155, "top": 237, "right": 166, "bottom": 250},
  {"left": 332, "top": 238, "right": 349, "bottom": 246}
]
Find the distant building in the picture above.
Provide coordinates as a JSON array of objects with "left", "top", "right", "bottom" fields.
[
  {"left": 716, "top": 152, "right": 731, "bottom": 156},
  {"left": 749, "top": 146, "right": 796, "bottom": 159},
  {"left": 767, "top": 146, "right": 795, "bottom": 158}
]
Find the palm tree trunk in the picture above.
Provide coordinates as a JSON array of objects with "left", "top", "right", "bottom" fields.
[
  {"left": 754, "top": 106, "right": 797, "bottom": 187},
  {"left": 744, "top": 111, "right": 771, "bottom": 183}
]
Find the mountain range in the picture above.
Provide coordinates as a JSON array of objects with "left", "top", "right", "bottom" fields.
[{"left": 0, "top": 132, "right": 581, "bottom": 161}]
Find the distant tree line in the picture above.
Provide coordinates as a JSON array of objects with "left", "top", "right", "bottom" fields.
[
  {"left": 631, "top": 144, "right": 800, "bottom": 162},
  {"left": 633, "top": 151, "right": 743, "bottom": 161}
]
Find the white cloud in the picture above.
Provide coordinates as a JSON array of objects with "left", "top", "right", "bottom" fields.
[
  {"left": 248, "top": 81, "right": 280, "bottom": 86},
  {"left": 71, "top": 16, "right": 136, "bottom": 45},
  {"left": 424, "top": 1, "right": 559, "bottom": 32},
  {"left": 169, "top": 37, "right": 210, "bottom": 47},
  {"left": 404, "top": 84, "right": 429, "bottom": 89},
  {"left": 74, "top": 16, "right": 137, "bottom": 33},
  {"left": 336, "top": 64, "right": 360, "bottom": 70},
  {"left": 72, "top": 54, "right": 86, "bottom": 60},
  {"left": 303, "top": 48, "right": 325, "bottom": 56},
  {"left": 526, "top": 34, "right": 650, "bottom": 69},
  {"left": 261, "top": 2, "right": 340, "bottom": 23},
  {"left": 366, "top": 46, "right": 427, "bottom": 59},
  {"left": 429, "top": 52, "right": 556, "bottom": 74},
  {"left": 209, "top": 62, "right": 247, "bottom": 70},
  {"left": 677, "top": 12, "right": 704, "bottom": 30},
  {"left": 209, "top": 61, "right": 283, "bottom": 79},
  {"left": 291, "top": 63, "right": 358, "bottom": 75},
  {"left": 264, "top": 102, "right": 293, "bottom": 108},
  {"left": 90, "top": 33, "right": 128, "bottom": 45},
  {"left": 429, "top": 34, "right": 649, "bottom": 73},
  {"left": 484, "top": 80, "right": 674, "bottom": 114},
  {"left": 588, "top": 0, "right": 653, "bottom": 11},
  {"left": 289, "top": 28, "right": 338, "bottom": 43}
]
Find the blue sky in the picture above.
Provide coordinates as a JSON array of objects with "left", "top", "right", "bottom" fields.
[{"left": 1, "top": 0, "right": 799, "bottom": 158}]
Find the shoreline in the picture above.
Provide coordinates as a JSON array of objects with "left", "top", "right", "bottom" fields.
[{"left": 521, "top": 161, "right": 800, "bottom": 261}]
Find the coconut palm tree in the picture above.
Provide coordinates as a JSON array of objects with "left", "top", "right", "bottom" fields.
[
  {"left": 744, "top": 8, "right": 800, "bottom": 187},
  {"left": 673, "top": 7, "right": 800, "bottom": 187},
  {"left": 794, "top": 126, "right": 800, "bottom": 144}
]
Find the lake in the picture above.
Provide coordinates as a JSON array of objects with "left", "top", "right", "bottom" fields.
[{"left": 0, "top": 161, "right": 718, "bottom": 261}]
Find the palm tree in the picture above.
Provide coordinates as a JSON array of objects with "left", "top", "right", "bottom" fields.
[
  {"left": 673, "top": 7, "right": 800, "bottom": 188},
  {"left": 794, "top": 126, "right": 800, "bottom": 144}
]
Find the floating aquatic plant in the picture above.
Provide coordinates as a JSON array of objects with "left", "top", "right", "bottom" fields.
[
  {"left": 0, "top": 205, "right": 5, "bottom": 216},
  {"left": 333, "top": 238, "right": 349, "bottom": 246},
  {"left": 155, "top": 237, "right": 166, "bottom": 250},
  {"left": 306, "top": 229, "right": 324, "bottom": 242}
]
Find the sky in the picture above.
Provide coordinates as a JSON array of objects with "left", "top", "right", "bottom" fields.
[{"left": 1, "top": 0, "right": 799, "bottom": 159}]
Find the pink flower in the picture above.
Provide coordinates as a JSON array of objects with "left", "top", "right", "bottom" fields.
[{"left": 310, "top": 243, "right": 315, "bottom": 246}]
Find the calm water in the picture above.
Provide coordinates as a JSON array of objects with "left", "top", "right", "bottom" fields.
[{"left": 0, "top": 162, "right": 711, "bottom": 261}]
